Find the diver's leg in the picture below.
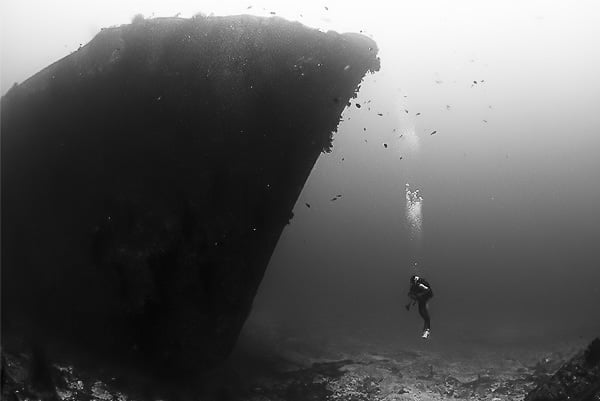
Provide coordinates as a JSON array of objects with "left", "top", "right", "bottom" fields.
[{"left": 418, "top": 300, "right": 431, "bottom": 331}]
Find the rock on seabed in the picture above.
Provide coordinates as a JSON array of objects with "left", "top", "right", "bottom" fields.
[{"left": 525, "top": 338, "right": 600, "bottom": 401}]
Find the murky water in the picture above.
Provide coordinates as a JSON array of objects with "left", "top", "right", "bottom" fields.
[
  {"left": 2, "top": 2, "right": 600, "bottom": 400},
  {"left": 245, "top": 1, "right": 600, "bottom": 353}
]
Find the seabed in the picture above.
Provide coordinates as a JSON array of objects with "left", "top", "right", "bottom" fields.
[
  {"left": 227, "top": 327, "right": 582, "bottom": 401},
  {"left": 2, "top": 326, "right": 583, "bottom": 401}
]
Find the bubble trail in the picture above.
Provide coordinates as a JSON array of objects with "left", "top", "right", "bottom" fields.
[{"left": 405, "top": 183, "right": 423, "bottom": 238}]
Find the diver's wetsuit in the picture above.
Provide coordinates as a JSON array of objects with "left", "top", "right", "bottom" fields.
[{"left": 408, "top": 277, "right": 433, "bottom": 331}]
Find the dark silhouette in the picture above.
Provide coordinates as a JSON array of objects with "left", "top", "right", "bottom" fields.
[
  {"left": 1, "top": 14, "right": 380, "bottom": 383},
  {"left": 405, "top": 275, "right": 433, "bottom": 339}
]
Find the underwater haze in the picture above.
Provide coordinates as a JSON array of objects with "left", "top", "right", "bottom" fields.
[
  {"left": 242, "top": 1, "right": 600, "bottom": 348},
  {"left": 3, "top": 0, "right": 600, "bottom": 350},
  {"left": 2, "top": 0, "right": 600, "bottom": 399}
]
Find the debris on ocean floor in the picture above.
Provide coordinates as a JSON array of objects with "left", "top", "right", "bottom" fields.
[
  {"left": 2, "top": 339, "right": 585, "bottom": 401},
  {"left": 525, "top": 338, "right": 600, "bottom": 401}
]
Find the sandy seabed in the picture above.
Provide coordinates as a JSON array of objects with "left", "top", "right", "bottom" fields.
[
  {"left": 2, "top": 325, "right": 587, "bottom": 401},
  {"left": 227, "top": 325, "right": 586, "bottom": 401}
]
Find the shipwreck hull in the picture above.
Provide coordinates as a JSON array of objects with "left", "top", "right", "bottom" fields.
[{"left": 1, "top": 15, "right": 379, "bottom": 374}]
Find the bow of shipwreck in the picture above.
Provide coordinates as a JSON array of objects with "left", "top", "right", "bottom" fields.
[{"left": 1, "top": 15, "right": 379, "bottom": 375}]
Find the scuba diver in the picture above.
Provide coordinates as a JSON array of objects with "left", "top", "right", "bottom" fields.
[{"left": 405, "top": 275, "right": 433, "bottom": 339}]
